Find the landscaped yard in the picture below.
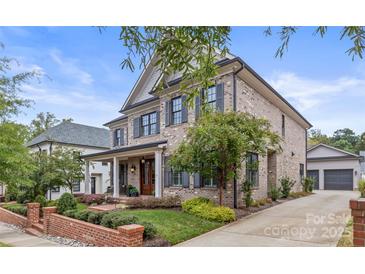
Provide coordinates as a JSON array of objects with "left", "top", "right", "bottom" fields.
[
  {"left": 0, "top": 241, "right": 11, "bottom": 247},
  {"left": 107, "top": 209, "right": 223, "bottom": 245}
]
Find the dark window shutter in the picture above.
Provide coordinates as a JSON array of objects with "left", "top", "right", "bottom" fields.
[
  {"left": 216, "top": 83, "right": 224, "bottom": 112},
  {"left": 164, "top": 156, "right": 171, "bottom": 187},
  {"left": 194, "top": 173, "right": 201, "bottom": 188},
  {"left": 120, "top": 128, "right": 124, "bottom": 146},
  {"left": 165, "top": 101, "right": 171, "bottom": 127},
  {"left": 113, "top": 130, "right": 117, "bottom": 146},
  {"left": 181, "top": 95, "right": 188, "bottom": 123},
  {"left": 156, "top": 111, "right": 160, "bottom": 134},
  {"left": 182, "top": 172, "right": 189, "bottom": 188},
  {"left": 195, "top": 92, "right": 201, "bottom": 121},
  {"left": 133, "top": 117, "right": 140, "bottom": 138}
]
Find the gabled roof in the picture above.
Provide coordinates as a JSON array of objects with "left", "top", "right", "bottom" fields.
[
  {"left": 307, "top": 143, "right": 361, "bottom": 159},
  {"left": 103, "top": 115, "right": 128, "bottom": 127},
  {"left": 26, "top": 122, "right": 110, "bottom": 149}
]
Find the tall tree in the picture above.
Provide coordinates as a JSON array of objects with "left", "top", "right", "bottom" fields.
[
  {"left": 331, "top": 128, "right": 359, "bottom": 148},
  {"left": 50, "top": 147, "right": 84, "bottom": 193},
  {"left": 169, "top": 112, "right": 281, "bottom": 205},
  {"left": 308, "top": 129, "right": 331, "bottom": 146},
  {"left": 29, "top": 112, "right": 59, "bottom": 139}
]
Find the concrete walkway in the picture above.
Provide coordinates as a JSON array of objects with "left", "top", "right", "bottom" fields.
[
  {"left": 178, "top": 190, "right": 358, "bottom": 247},
  {"left": 0, "top": 224, "right": 62, "bottom": 247}
]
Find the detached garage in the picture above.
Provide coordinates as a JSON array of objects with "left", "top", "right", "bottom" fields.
[{"left": 307, "top": 144, "right": 362, "bottom": 191}]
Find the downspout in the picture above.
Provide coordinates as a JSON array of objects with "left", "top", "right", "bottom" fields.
[
  {"left": 232, "top": 63, "right": 244, "bottom": 208},
  {"left": 305, "top": 130, "right": 308, "bottom": 176}
]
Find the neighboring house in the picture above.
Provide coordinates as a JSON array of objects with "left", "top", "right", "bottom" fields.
[
  {"left": 26, "top": 121, "right": 111, "bottom": 200},
  {"left": 307, "top": 143, "right": 362, "bottom": 190},
  {"left": 82, "top": 53, "right": 312, "bottom": 208},
  {"left": 359, "top": 151, "right": 365, "bottom": 179}
]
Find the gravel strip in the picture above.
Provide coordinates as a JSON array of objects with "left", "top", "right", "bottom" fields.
[{"left": 0, "top": 221, "right": 25, "bottom": 232}]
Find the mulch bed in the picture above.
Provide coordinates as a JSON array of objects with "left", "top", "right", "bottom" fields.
[{"left": 143, "top": 237, "right": 171, "bottom": 247}]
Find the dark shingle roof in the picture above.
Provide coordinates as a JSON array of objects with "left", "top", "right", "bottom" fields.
[{"left": 26, "top": 122, "right": 110, "bottom": 149}]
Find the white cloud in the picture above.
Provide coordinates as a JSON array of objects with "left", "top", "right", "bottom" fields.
[
  {"left": 49, "top": 49, "right": 93, "bottom": 85},
  {"left": 267, "top": 71, "right": 365, "bottom": 111}
]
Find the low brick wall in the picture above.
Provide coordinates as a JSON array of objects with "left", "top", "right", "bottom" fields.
[
  {"left": 350, "top": 198, "right": 365, "bottom": 247},
  {"left": 0, "top": 206, "right": 27, "bottom": 228},
  {"left": 43, "top": 207, "right": 144, "bottom": 247}
]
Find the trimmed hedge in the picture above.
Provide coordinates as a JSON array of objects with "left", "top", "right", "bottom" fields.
[
  {"left": 79, "top": 194, "right": 105, "bottom": 205},
  {"left": 2, "top": 204, "right": 27, "bottom": 216},
  {"left": 57, "top": 193, "right": 77, "bottom": 214},
  {"left": 182, "top": 197, "right": 235, "bottom": 223}
]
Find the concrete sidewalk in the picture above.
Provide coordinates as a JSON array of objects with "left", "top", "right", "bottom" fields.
[
  {"left": 177, "top": 190, "right": 358, "bottom": 247},
  {"left": 0, "top": 223, "right": 62, "bottom": 247}
]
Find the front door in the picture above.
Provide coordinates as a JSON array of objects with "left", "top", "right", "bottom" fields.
[
  {"left": 140, "top": 159, "right": 155, "bottom": 195},
  {"left": 91, "top": 177, "right": 96, "bottom": 194},
  {"left": 119, "top": 164, "right": 128, "bottom": 195}
]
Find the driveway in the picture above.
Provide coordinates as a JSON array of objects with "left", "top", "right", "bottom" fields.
[
  {"left": 0, "top": 223, "right": 62, "bottom": 247},
  {"left": 178, "top": 190, "right": 358, "bottom": 247}
]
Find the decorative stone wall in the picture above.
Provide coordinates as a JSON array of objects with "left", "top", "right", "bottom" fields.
[
  {"left": 43, "top": 207, "right": 144, "bottom": 247},
  {"left": 0, "top": 206, "right": 27, "bottom": 227},
  {"left": 350, "top": 198, "right": 365, "bottom": 247}
]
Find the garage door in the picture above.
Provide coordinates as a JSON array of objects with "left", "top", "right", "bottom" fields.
[
  {"left": 307, "top": 170, "right": 319, "bottom": 190},
  {"left": 324, "top": 169, "right": 353, "bottom": 190}
]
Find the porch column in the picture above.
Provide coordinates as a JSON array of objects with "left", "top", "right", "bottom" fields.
[
  {"left": 113, "top": 157, "right": 120, "bottom": 197},
  {"left": 85, "top": 160, "right": 91, "bottom": 194},
  {"left": 155, "top": 150, "right": 163, "bottom": 198}
]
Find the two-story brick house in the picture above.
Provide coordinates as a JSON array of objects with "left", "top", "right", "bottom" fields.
[{"left": 82, "top": 53, "right": 312, "bottom": 208}]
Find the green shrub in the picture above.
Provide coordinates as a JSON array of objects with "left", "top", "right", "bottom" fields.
[
  {"left": 4, "top": 188, "right": 18, "bottom": 202},
  {"left": 358, "top": 179, "right": 365, "bottom": 198},
  {"left": 110, "top": 215, "right": 139, "bottom": 229},
  {"left": 74, "top": 210, "right": 92, "bottom": 222},
  {"left": 257, "top": 198, "right": 267, "bottom": 206},
  {"left": 183, "top": 197, "right": 235, "bottom": 223},
  {"left": 241, "top": 180, "right": 255, "bottom": 208},
  {"left": 181, "top": 197, "right": 212, "bottom": 212},
  {"left": 3, "top": 204, "right": 27, "bottom": 216},
  {"left": 301, "top": 177, "right": 314, "bottom": 193},
  {"left": 16, "top": 192, "right": 32, "bottom": 204},
  {"left": 57, "top": 193, "right": 77, "bottom": 214},
  {"left": 268, "top": 185, "right": 280, "bottom": 201},
  {"left": 279, "top": 176, "right": 296, "bottom": 198},
  {"left": 34, "top": 195, "right": 47, "bottom": 207},
  {"left": 87, "top": 211, "right": 108, "bottom": 225},
  {"left": 250, "top": 200, "right": 259, "bottom": 207},
  {"left": 139, "top": 221, "right": 157, "bottom": 239},
  {"left": 63, "top": 209, "right": 78, "bottom": 218},
  {"left": 46, "top": 200, "right": 58, "bottom": 207},
  {"left": 126, "top": 185, "right": 139, "bottom": 197}
]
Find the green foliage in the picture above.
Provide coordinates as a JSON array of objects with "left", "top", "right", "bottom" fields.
[
  {"left": 3, "top": 204, "right": 27, "bottom": 216},
  {"left": 241, "top": 180, "right": 255, "bottom": 208},
  {"left": 301, "top": 177, "right": 315, "bottom": 193},
  {"left": 4, "top": 186, "right": 18, "bottom": 202},
  {"left": 268, "top": 185, "right": 280, "bottom": 202},
  {"left": 28, "top": 112, "right": 60, "bottom": 140},
  {"left": 63, "top": 209, "right": 78, "bottom": 218},
  {"left": 139, "top": 221, "right": 157, "bottom": 240},
  {"left": 250, "top": 200, "right": 260, "bottom": 207},
  {"left": 74, "top": 210, "right": 92, "bottom": 222},
  {"left": 358, "top": 179, "right": 365, "bottom": 198},
  {"left": 34, "top": 195, "right": 47, "bottom": 207},
  {"left": 279, "top": 177, "right": 296, "bottom": 198},
  {"left": 257, "top": 198, "right": 267, "bottom": 206},
  {"left": 57, "top": 193, "right": 77, "bottom": 214},
  {"left": 181, "top": 197, "right": 212, "bottom": 212},
  {"left": 170, "top": 112, "right": 281, "bottom": 205},
  {"left": 182, "top": 197, "right": 235, "bottom": 222},
  {"left": 49, "top": 147, "right": 84, "bottom": 192},
  {"left": 87, "top": 211, "right": 108, "bottom": 225},
  {"left": 126, "top": 185, "right": 139, "bottom": 197},
  {"left": 16, "top": 191, "right": 32, "bottom": 204}
]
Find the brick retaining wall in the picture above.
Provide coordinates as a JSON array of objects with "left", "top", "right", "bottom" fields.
[
  {"left": 0, "top": 206, "right": 27, "bottom": 227},
  {"left": 43, "top": 207, "right": 144, "bottom": 247},
  {"left": 350, "top": 198, "right": 365, "bottom": 247}
]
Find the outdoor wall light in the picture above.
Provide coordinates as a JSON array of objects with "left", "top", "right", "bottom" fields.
[
  {"left": 291, "top": 152, "right": 295, "bottom": 157},
  {"left": 141, "top": 157, "right": 145, "bottom": 164},
  {"left": 130, "top": 165, "right": 136, "bottom": 174}
]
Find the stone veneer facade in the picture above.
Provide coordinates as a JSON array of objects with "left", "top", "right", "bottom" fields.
[{"left": 105, "top": 65, "right": 308, "bottom": 208}]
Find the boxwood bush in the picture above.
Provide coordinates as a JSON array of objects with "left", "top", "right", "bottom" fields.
[
  {"left": 182, "top": 197, "right": 235, "bottom": 223},
  {"left": 57, "top": 193, "right": 77, "bottom": 214}
]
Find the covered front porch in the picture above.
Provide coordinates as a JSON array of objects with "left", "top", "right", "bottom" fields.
[{"left": 82, "top": 141, "right": 168, "bottom": 198}]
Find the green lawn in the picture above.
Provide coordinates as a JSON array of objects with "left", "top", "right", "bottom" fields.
[
  {"left": 0, "top": 242, "right": 11, "bottom": 247},
  {"left": 113, "top": 209, "right": 223, "bottom": 245},
  {"left": 76, "top": 203, "right": 88, "bottom": 211}
]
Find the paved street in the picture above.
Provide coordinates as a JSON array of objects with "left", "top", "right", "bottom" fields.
[
  {"left": 178, "top": 190, "right": 358, "bottom": 247},
  {"left": 0, "top": 223, "right": 62, "bottom": 247}
]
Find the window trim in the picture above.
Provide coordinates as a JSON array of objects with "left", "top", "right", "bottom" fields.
[
  {"left": 141, "top": 111, "right": 157, "bottom": 136},
  {"left": 202, "top": 167, "right": 218, "bottom": 188},
  {"left": 300, "top": 163, "right": 305, "bottom": 180},
  {"left": 171, "top": 96, "right": 182, "bottom": 125},
  {"left": 115, "top": 128, "right": 121, "bottom": 146},
  {"left": 204, "top": 85, "right": 217, "bottom": 111},
  {"left": 72, "top": 181, "right": 81, "bottom": 192},
  {"left": 246, "top": 152, "right": 259, "bottom": 187},
  {"left": 171, "top": 169, "right": 183, "bottom": 187}
]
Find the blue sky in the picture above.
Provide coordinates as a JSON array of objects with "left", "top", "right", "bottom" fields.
[{"left": 0, "top": 26, "right": 364, "bottom": 135}]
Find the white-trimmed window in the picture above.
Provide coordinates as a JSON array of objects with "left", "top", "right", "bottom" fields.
[
  {"left": 141, "top": 112, "right": 157, "bottom": 136},
  {"left": 172, "top": 97, "right": 182, "bottom": 125},
  {"left": 171, "top": 170, "right": 183, "bottom": 187},
  {"left": 205, "top": 86, "right": 217, "bottom": 110}
]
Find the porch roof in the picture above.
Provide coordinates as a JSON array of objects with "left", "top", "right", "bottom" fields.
[{"left": 81, "top": 140, "right": 167, "bottom": 160}]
